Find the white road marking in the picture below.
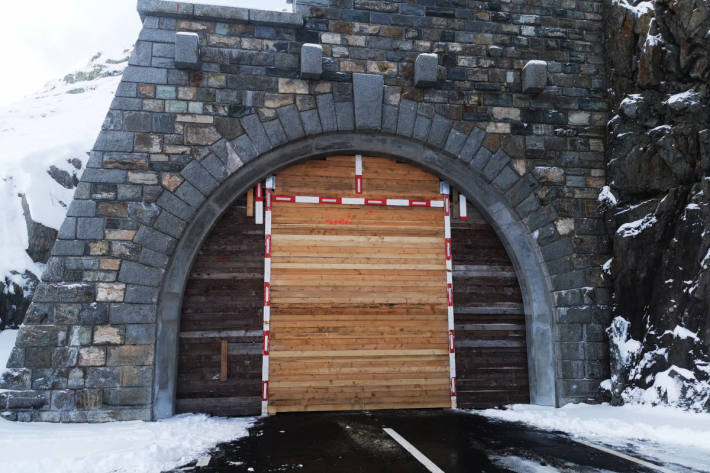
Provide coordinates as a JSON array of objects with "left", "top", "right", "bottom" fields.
[
  {"left": 573, "top": 439, "right": 677, "bottom": 473},
  {"left": 382, "top": 428, "right": 444, "bottom": 473}
]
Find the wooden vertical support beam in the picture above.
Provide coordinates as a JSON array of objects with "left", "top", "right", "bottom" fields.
[
  {"left": 441, "top": 180, "right": 457, "bottom": 409},
  {"left": 220, "top": 339, "right": 228, "bottom": 381},
  {"left": 246, "top": 188, "right": 254, "bottom": 217}
]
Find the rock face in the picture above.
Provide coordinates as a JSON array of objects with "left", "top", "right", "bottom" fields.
[{"left": 604, "top": 0, "right": 710, "bottom": 410}]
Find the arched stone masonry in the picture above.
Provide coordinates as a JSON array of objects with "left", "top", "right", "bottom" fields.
[{"left": 1, "top": 0, "right": 610, "bottom": 422}]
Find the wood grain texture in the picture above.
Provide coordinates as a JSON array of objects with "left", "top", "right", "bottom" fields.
[
  {"left": 269, "top": 197, "right": 451, "bottom": 413},
  {"left": 176, "top": 195, "right": 264, "bottom": 416},
  {"left": 452, "top": 200, "right": 530, "bottom": 408}
]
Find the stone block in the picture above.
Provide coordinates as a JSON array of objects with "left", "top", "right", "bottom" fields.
[
  {"left": 134, "top": 225, "right": 176, "bottom": 254},
  {"left": 124, "top": 284, "right": 160, "bottom": 304},
  {"left": 93, "top": 326, "right": 126, "bottom": 345},
  {"left": 0, "top": 369, "right": 31, "bottom": 390},
  {"left": 241, "top": 114, "right": 272, "bottom": 154},
  {"left": 16, "top": 326, "right": 65, "bottom": 347},
  {"left": 110, "top": 304, "right": 156, "bottom": 324},
  {"left": 103, "top": 387, "right": 151, "bottom": 407},
  {"left": 69, "top": 326, "right": 92, "bottom": 346},
  {"left": 126, "top": 325, "right": 156, "bottom": 344},
  {"left": 277, "top": 105, "right": 305, "bottom": 140},
  {"left": 85, "top": 367, "right": 122, "bottom": 388},
  {"left": 76, "top": 389, "right": 102, "bottom": 410},
  {"left": 96, "top": 283, "right": 126, "bottom": 302},
  {"left": 414, "top": 53, "right": 438, "bottom": 87},
  {"left": 300, "top": 43, "right": 323, "bottom": 80},
  {"left": 76, "top": 217, "right": 104, "bottom": 240},
  {"left": 51, "top": 389, "right": 76, "bottom": 411},
  {"left": 353, "top": 73, "right": 383, "bottom": 130},
  {"left": 52, "top": 347, "right": 78, "bottom": 368},
  {"left": 6, "top": 390, "right": 50, "bottom": 410},
  {"left": 180, "top": 161, "right": 219, "bottom": 195},
  {"left": 94, "top": 131, "right": 134, "bottom": 152},
  {"left": 107, "top": 345, "right": 154, "bottom": 366},
  {"left": 79, "top": 347, "right": 106, "bottom": 367},
  {"left": 522, "top": 60, "right": 548, "bottom": 94},
  {"left": 316, "top": 94, "right": 337, "bottom": 133}
]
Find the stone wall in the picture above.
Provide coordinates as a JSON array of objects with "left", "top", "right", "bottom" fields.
[{"left": 1, "top": 0, "right": 609, "bottom": 421}]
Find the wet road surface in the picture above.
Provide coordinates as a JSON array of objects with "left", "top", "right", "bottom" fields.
[{"left": 169, "top": 409, "right": 666, "bottom": 472}]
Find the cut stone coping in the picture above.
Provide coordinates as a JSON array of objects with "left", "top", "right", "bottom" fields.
[{"left": 137, "top": 0, "right": 304, "bottom": 25}]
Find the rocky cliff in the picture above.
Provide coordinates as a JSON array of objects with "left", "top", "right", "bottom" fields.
[{"left": 603, "top": 0, "right": 710, "bottom": 410}]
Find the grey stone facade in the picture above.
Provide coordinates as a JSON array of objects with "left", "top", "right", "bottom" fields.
[{"left": 1, "top": 0, "right": 609, "bottom": 422}]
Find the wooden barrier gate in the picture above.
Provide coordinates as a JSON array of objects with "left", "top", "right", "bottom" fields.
[{"left": 263, "top": 156, "right": 454, "bottom": 414}]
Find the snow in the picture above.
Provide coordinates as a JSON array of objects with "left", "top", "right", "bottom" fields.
[
  {"left": 597, "top": 185, "right": 617, "bottom": 207},
  {"left": 664, "top": 90, "right": 701, "bottom": 110},
  {"left": 477, "top": 403, "right": 710, "bottom": 472},
  {"left": 664, "top": 325, "right": 700, "bottom": 342},
  {"left": 0, "top": 53, "right": 125, "bottom": 280},
  {"left": 489, "top": 455, "right": 562, "bottom": 472},
  {"left": 611, "top": 0, "right": 654, "bottom": 17},
  {"left": 0, "top": 414, "right": 253, "bottom": 473},
  {"left": 0, "top": 329, "right": 18, "bottom": 374},
  {"left": 616, "top": 214, "right": 657, "bottom": 238}
]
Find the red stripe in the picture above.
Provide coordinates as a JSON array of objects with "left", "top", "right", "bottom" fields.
[
  {"left": 450, "top": 377, "right": 457, "bottom": 396},
  {"left": 262, "top": 381, "right": 269, "bottom": 401},
  {"left": 265, "top": 235, "right": 271, "bottom": 258},
  {"left": 409, "top": 200, "right": 430, "bottom": 207},
  {"left": 460, "top": 216, "right": 468, "bottom": 221},
  {"left": 447, "top": 283, "right": 453, "bottom": 306},
  {"left": 365, "top": 199, "right": 386, "bottom": 205},
  {"left": 449, "top": 330, "right": 455, "bottom": 354},
  {"left": 265, "top": 190, "right": 272, "bottom": 211},
  {"left": 264, "top": 282, "right": 271, "bottom": 306},
  {"left": 255, "top": 182, "right": 263, "bottom": 201},
  {"left": 445, "top": 238, "right": 452, "bottom": 260},
  {"left": 263, "top": 330, "right": 270, "bottom": 356},
  {"left": 444, "top": 194, "right": 450, "bottom": 216},
  {"left": 319, "top": 197, "right": 342, "bottom": 204},
  {"left": 355, "top": 176, "right": 363, "bottom": 194},
  {"left": 274, "top": 195, "right": 295, "bottom": 202}
]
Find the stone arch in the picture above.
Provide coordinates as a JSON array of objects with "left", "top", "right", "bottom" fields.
[{"left": 153, "top": 130, "right": 557, "bottom": 419}]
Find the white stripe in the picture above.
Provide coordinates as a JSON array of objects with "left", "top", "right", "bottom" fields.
[
  {"left": 387, "top": 199, "right": 410, "bottom": 206},
  {"left": 265, "top": 211, "right": 272, "bottom": 232},
  {"left": 355, "top": 154, "right": 362, "bottom": 175},
  {"left": 342, "top": 197, "right": 365, "bottom": 205},
  {"left": 572, "top": 439, "right": 676, "bottom": 473},
  {"left": 265, "top": 175, "right": 276, "bottom": 190},
  {"left": 382, "top": 428, "right": 444, "bottom": 473},
  {"left": 459, "top": 194, "right": 467, "bottom": 219},
  {"left": 263, "top": 306, "right": 270, "bottom": 322},
  {"left": 446, "top": 272, "right": 453, "bottom": 285},
  {"left": 261, "top": 400, "right": 267, "bottom": 416},
  {"left": 446, "top": 259, "right": 452, "bottom": 271},
  {"left": 447, "top": 306, "right": 454, "bottom": 318},
  {"left": 430, "top": 200, "right": 444, "bottom": 208},
  {"left": 444, "top": 217, "right": 451, "bottom": 238},
  {"left": 264, "top": 258, "right": 271, "bottom": 282},
  {"left": 262, "top": 356, "right": 269, "bottom": 379},
  {"left": 295, "top": 195, "right": 319, "bottom": 204},
  {"left": 450, "top": 396, "right": 457, "bottom": 408},
  {"left": 255, "top": 201, "right": 263, "bottom": 224},
  {"left": 449, "top": 356, "right": 456, "bottom": 377}
]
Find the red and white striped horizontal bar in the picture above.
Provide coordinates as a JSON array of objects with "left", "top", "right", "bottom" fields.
[{"left": 266, "top": 194, "right": 445, "bottom": 208}]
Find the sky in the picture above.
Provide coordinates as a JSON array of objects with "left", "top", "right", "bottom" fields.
[{"left": 0, "top": 0, "right": 289, "bottom": 106}]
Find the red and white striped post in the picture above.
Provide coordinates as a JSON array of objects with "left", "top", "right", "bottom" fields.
[
  {"left": 355, "top": 154, "right": 363, "bottom": 194},
  {"left": 261, "top": 176, "right": 275, "bottom": 415},
  {"left": 441, "top": 181, "right": 457, "bottom": 409},
  {"left": 255, "top": 182, "right": 264, "bottom": 225},
  {"left": 459, "top": 194, "right": 467, "bottom": 221}
]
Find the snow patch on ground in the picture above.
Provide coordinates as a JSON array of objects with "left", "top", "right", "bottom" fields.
[
  {"left": 477, "top": 403, "right": 710, "bottom": 472},
  {"left": 0, "top": 414, "right": 253, "bottom": 473},
  {"left": 0, "top": 329, "right": 18, "bottom": 373},
  {"left": 490, "top": 455, "right": 563, "bottom": 472}
]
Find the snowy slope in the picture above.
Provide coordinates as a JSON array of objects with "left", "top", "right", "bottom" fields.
[{"left": 0, "top": 51, "right": 128, "bottom": 281}]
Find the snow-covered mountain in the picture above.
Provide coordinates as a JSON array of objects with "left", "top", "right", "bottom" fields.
[{"left": 0, "top": 49, "right": 130, "bottom": 328}]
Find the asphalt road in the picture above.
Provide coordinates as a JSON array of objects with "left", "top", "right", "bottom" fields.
[{"left": 169, "top": 409, "right": 668, "bottom": 473}]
